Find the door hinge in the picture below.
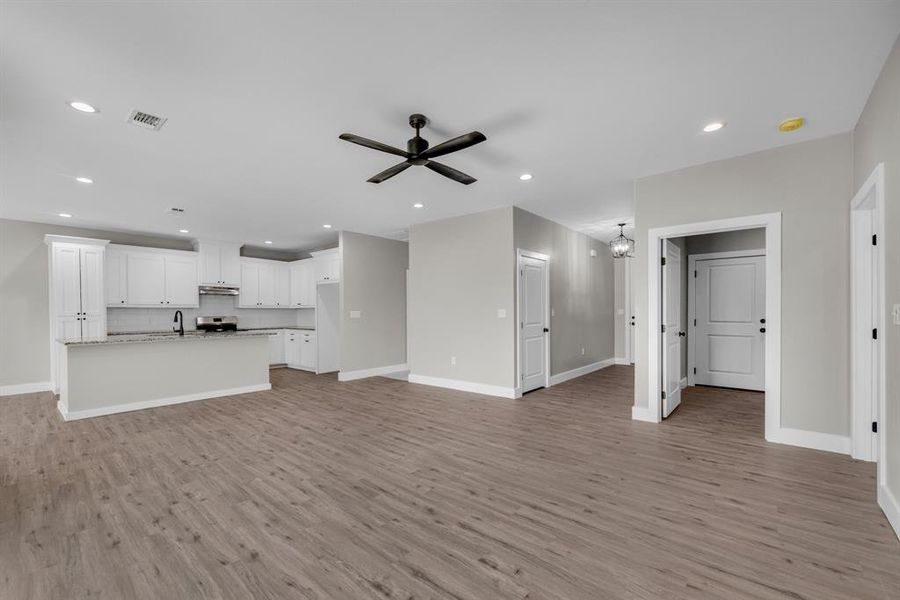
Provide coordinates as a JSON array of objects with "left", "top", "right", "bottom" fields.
[
  {"left": 661, "top": 391, "right": 667, "bottom": 400},
  {"left": 693, "top": 318, "right": 697, "bottom": 326},
  {"left": 872, "top": 421, "right": 878, "bottom": 433},
  {"left": 873, "top": 328, "right": 878, "bottom": 340},
  {"left": 693, "top": 367, "right": 697, "bottom": 375},
  {"left": 872, "top": 234, "right": 877, "bottom": 246},
  {"left": 694, "top": 270, "right": 697, "bottom": 278},
  {"left": 661, "top": 256, "right": 666, "bottom": 266},
  {"left": 661, "top": 324, "right": 666, "bottom": 333}
]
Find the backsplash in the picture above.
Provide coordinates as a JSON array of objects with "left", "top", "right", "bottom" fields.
[{"left": 107, "top": 295, "right": 315, "bottom": 332}]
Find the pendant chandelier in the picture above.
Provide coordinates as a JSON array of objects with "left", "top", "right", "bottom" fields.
[{"left": 609, "top": 223, "right": 634, "bottom": 258}]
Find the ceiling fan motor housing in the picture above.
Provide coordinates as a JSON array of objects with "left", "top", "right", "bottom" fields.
[{"left": 407, "top": 113, "right": 429, "bottom": 161}]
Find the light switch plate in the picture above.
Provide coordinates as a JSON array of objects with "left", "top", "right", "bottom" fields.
[
  {"left": 349, "top": 310, "right": 361, "bottom": 319},
  {"left": 893, "top": 303, "right": 900, "bottom": 325},
  {"left": 497, "top": 309, "right": 507, "bottom": 318}
]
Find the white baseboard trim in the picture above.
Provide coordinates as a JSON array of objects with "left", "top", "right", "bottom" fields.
[
  {"left": 878, "top": 483, "right": 900, "bottom": 542},
  {"left": 614, "top": 357, "right": 631, "bottom": 365},
  {"left": 766, "top": 427, "right": 851, "bottom": 455},
  {"left": 338, "top": 363, "right": 408, "bottom": 382},
  {"left": 58, "top": 383, "right": 272, "bottom": 421},
  {"left": 680, "top": 377, "right": 688, "bottom": 389},
  {"left": 631, "top": 405, "right": 659, "bottom": 422},
  {"left": 0, "top": 381, "right": 53, "bottom": 397},
  {"left": 408, "top": 374, "right": 518, "bottom": 399},
  {"left": 548, "top": 358, "right": 616, "bottom": 386}
]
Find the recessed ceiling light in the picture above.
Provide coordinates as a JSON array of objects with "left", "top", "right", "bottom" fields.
[
  {"left": 778, "top": 117, "right": 805, "bottom": 132},
  {"left": 413, "top": 203, "right": 424, "bottom": 208},
  {"left": 59, "top": 213, "right": 72, "bottom": 218},
  {"left": 75, "top": 176, "right": 93, "bottom": 184},
  {"left": 323, "top": 224, "right": 332, "bottom": 229},
  {"left": 519, "top": 173, "right": 533, "bottom": 181},
  {"left": 702, "top": 122, "right": 725, "bottom": 133},
  {"left": 179, "top": 229, "right": 189, "bottom": 234},
  {"left": 264, "top": 240, "right": 273, "bottom": 245},
  {"left": 68, "top": 101, "right": 98, "bottom": 113}
]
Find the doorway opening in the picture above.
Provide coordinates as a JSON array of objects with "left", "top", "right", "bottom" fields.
[
  {"left": 850, "top": 163, "right": 885, "bottom": 469},
  {"left": 517, "top": 249, "right": 550, "bottom": 394},
  {"left": 642, "top": 213, "right": 782, "bottom": 443}
]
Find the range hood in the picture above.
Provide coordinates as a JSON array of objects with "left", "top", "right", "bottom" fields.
[{"left": 198, "top": 284, "right": 240, "bottom": 296}]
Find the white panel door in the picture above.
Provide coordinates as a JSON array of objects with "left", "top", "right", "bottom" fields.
[
  {"left": 519, "top": 254, "right": 548, "bottom": 393},
  {"left": 53, "top": 246, "right": 82, "bottom": 318},
  {"left": 126, "top": 253, "right": 167, "bottom": 306},
  {"left": 258, "top": 264, "right": 277, "bottom": 307},
  {"left": 164, "top": 255, "right": 199, "bottom": 306},
  {"left": 695, "top": 255, "right": 765, "bottom": 391},
  {"left": 662, "top": 240, "right": 682, "bottom": 418},
  {"left": 239, "top": 262, "right": 260, "bottom": 307},
  {"left": 274, "top": 265, "right": 291, "bottom": 308}
]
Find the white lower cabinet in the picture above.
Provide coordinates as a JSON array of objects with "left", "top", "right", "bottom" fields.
[
  {"left": 284, "top": 330, "right": 316, "bottom": 371},
  {"left": 265, "top": 330, "right": 285, "bottom": 364}
]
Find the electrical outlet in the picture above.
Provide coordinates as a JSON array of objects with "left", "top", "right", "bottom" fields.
[
  {"left": 581, "top": 347, "right": 585, "bottom": 355},
  {"left": 349, "top": 310, "right": 361, "bottom": 319},
  {"left": 893, "top": 303, "right": 900, "bottom": 325},
  {"left": 450, "top": 356, "right": 456, "bottom": 366}
]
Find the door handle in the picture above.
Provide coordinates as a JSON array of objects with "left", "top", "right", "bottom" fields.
[
  {"left": 678, "top": 331, "right": 686, "bottom": 337},
  {"left": 543, "top": 328, "right": 549, "bottom": 333},
  {"left": 759, "top": 327, "right": 766, "bottom": 333}
]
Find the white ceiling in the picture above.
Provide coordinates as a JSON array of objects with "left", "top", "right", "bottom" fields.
[{"left": 2, "top": 1, "right": 899, "bottom": 248}]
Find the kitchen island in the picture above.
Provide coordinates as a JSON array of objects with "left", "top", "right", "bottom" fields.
[{"left": 56, "top": 331, "right": 271, "bottom": 420}]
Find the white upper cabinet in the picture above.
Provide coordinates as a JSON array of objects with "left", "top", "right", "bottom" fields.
[
  {"left": 111, "top": 245, "right": 199, "bottom": 308},
  {"left": 239, "top": 258, "right": 292, "bottom": 308},
  {"left": 289, "top": 259, "right": 316, "bottom": 308},
  {"left": 258, "top": 263, "right": 277, "bottom": 307},
  {"left": 239, "top": 261, "right": 261, "bottom": 307},
  {"left": 79, "top": 247, "right": 106, "bottom": 316},
  {"left": 275, "top": 265, "right": 291, "bottom": 308},
  {"left": 312, "top": 248, "right": 340, "bottom": 283},
  {"left": 45, "top": 236, "right": 109, "bottom": 343},
  {"left": 195, "top": 240, "right": 242, "bottom": 286}
]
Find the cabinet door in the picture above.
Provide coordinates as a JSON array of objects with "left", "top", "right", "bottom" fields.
[
  {"left": 81, "top": 316, "right": 106, "bottom": 340},
  {"left": 105, "top": 250, "right": 127, "bottom": 306},
  {"left": 53, "top": 246, "right": 83, "bottom": 317},
  {"left": 239, "top": 262, "right": 260, "bottom": 307},
  {"left": 199, "top": 242, "right": 222, "bottom": 285},
  {"left": 314, "top": 251, "right": 340, "bottom": 282},
  {"left": 126, "top": 253, "right": 167, "bottom": 306},
  {"left": 164, "top": 255, "right": 199, "bottom": 307},
  {"left": 289, "top": 263, "right": 304, "bottom": 307},
  {"left": 79, "top": 247, "right": 106, "bottom": 319},
  {"left": 284, "top": 334, "right": 300, "bottom": 366},
  {"left": 219, "top": 243, "right": 242, "bottom": 286},
  {"left": 302, "top": 263, "right": 317, "bottom": 307},
  {"left": 57, "top": 316, "right": 82, "bottom": 341},
  {"left": 274, "top": 265, "right": 291, "bottom": 308},
  {"left": 299, "top": 334, "right": 317, "bottom": 370},
  {"left": 267, "top": 331, "right": 284, "bottom": 364},
  {"left": 258, "top": 264, "right": 277, "bottom": 307}
]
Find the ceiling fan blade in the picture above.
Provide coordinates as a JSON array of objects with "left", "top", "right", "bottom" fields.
[
  {"left": 339, "top": 133, "right": 409, "bottom": 158},
  {"left": 424, "top": 161, "right": 477, "bottom": 185},
  {"left": 419, "top": 131, "right": 486, "bottom": 160},
  {"left": 367, "top": 161, "right": 412, "bottom": 183}
]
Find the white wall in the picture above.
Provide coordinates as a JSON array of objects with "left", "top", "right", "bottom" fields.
[
  {"left": 632, "top": 133, "right": 853, "bottom": 436},
  {"left": 408, "top": 207, "right": 517, "bottom": 390},
  {"left": 853, "top": 34, "right": 900, "bottom": 527},
  {"left": 339, "top": 231, "right": 408, "bottom": 373}
]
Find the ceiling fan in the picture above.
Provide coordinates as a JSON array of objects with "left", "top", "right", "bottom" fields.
[{"left": 339, "top": 114, "right": 486, "bottom": 185}]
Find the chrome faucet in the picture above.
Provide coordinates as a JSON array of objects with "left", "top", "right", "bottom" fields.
[{"left": 173, "top": 310, "right": 184, "bottom": 336}]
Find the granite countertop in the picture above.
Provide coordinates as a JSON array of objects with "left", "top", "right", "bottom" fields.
[
  {"left": 243, "top": 326, "right": 316, "bottom": 331},
  {"left": 58, "top": 330, "right": 272, "bottom": 346}
]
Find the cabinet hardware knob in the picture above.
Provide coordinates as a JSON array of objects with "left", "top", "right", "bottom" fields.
[{"left": 759, "top": 327, "right": 766, "bottom": 333}]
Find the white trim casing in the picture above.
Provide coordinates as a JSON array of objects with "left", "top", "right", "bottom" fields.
[
  {"left": 614, "top": 357, "right": 630, "bottom": 365},
  {"left": 686, "top": 248, "right": 766, "bottom": 387},
  {"left": 631, "top": 406, "right": 657, "bottom": 422},
  {"left": 548, "top": 358, "right": 615, "bottom": 386},
  {"left": 338, "top": 363, "right": 408, "bottom": 382},
  {"left": 408, "top": 374, "right": 520, "bottom": 399},
  {"left": 516, "top": 248, "right": 551, "bottom": 393},
  {"left": 680, "top": 377, "right": 688, "bottom": 390},
  {"left": 879, "top": 484, "right": 900, "bottom": 542},
  {"left": 643, "top": 213, "right": 783, "bottom": 445},
  {"left": 58, "top": 383, "right": 272, "bottom": 421},
  {"left": 0, "top": 382, "right": 54, "bottom": 397}
]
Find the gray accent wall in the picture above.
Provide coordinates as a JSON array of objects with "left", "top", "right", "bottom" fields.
[
  {"left": 408, "top": 207, "right": 517, "bottom": 389},
  {"left": 513, "top": 207, "right": 615, "bottom": 377},
  {"left": 339, "top": 231, "right": 409, "bottom": 373},
  {"left": 632, "top": 133, "right": 853, "bottom": 436},
  {"left": 853, "top": 35, "right": 900, "bottom": 503}
]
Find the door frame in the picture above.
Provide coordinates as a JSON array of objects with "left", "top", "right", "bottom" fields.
[
  {"left": 641, "top": 212, "right": 781, "bottom": 443},
  {"left": 849, "top": 163, "right": 885, "bottom": 467},
  {"left": 624, "top": 257, "right": 634, "bottom": 364},
  {"left": 687, "top": 248, "right": 766, "bottom": 387},
  {"left": 516, "top": 249, "right": 550, "bottom": 395}
]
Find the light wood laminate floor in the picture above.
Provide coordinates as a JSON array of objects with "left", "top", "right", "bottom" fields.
[{"left": 2, "top": 366, "right": 898, "bottom": 599}]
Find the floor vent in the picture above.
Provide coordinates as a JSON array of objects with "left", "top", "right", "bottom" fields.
[{"left": 128, "top": 109, "right": 167, "bottom": 131}]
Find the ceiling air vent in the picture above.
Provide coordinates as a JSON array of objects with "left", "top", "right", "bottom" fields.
[{"left": 128, "top": 109, "right": 167, "bottom": 131}]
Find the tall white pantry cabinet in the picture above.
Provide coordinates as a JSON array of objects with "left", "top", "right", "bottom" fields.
[{"left": 45, "top": 235, "right": 110, "bottom": 392}]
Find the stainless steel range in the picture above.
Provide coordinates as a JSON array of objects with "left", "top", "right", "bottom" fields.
[{"left": 195, "top": 316, "right": 239, "bottom": 332}]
